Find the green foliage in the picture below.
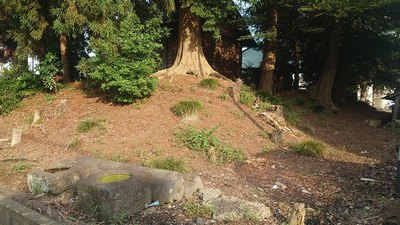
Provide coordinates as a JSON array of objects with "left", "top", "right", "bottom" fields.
[
  {"left": 143, "top": 157, "right": 188, "bottom": 172},
  {"left": 175, "top": 126, "right": 220, "bottom": 151},
  {"left": 0, "top": 68, "right": 40, "bottom": 115},
  {"left": 12, "top": 162, "right": 32, "bottom": 173},
  {"left": 77, "top": 119, "right": 106, "bottom": 133},
  {"left": 216, "top": 143, "right": 245, "bottom": 164},
  {"left": 171, "top": 100, "right": 204, "bottom": 118},
  {"left": 240, "top": 85, "right": 256, "bottom": 107},
  {"left": 77, "top": 4, "right": 165, "bottom": 103},
  {"left": 37, "top": 52, "right": 62, "bottom": 92},
  {"left": 289, "top": 140, "right": 326, "bottom": 158},
  {"left": 184, "top": 201, "right": 214, "bottom": 217},
  {"left": 175, "top": 126, "right": 245, "bottom": 164},
  {"left": 199, "top": 78, "right": 219, "bottom": 90}
]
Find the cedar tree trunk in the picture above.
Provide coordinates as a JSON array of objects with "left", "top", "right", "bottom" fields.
[
  {"left": 312, "top": 21, "right": 342, "bottom": 109},
  {"left": 154, "top": 5, "right": 219, "bottom": 78},
  {"left": 60, "top": 33, "right": 71, "bottom": 82},
  {"left": 259, "top": 8, "right": 278, "bottom": 94}
]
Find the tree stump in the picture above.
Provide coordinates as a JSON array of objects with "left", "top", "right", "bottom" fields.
[
  {"left": 33, "top": 110, "right": 41, "bottom": 124},
  {"left": 289, "top": 203, "right": 306, "bottom": 225},
  {"left": 271, "top": 128, "right": 282, "bottom": 145},
  {"left": 11, "top": 128, "right": 22, "bottom": 147}
]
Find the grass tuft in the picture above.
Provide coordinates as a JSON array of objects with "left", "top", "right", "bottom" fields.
[
  {"left": 183, "top": 201, "right": 214, "bottom": 217},
  {"left": 142, "top": 156, "right": 188, "bottom": 172},
  {"left": 171, "top": 100, "right": 204, "bottom": 118},
  {"left": 199, "top": 78, "right": 219, "bottom": 90},
  {"left": 77, "top": 118, "right": 106, "bottom": 133},
  {"left": 289, "top": 140, "right": 325, "bottom": 158}
]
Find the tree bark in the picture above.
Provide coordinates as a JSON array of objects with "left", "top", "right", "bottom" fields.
[
  {"left": 60, "top": 33, "right": 71, "bottom": 82},
  {"left": 154, "top": 6, "right": 219, "bottom": 79},
  {"left": 359, "top": 81, "right": 368, "bottom": 102},
  {"left": 259, "top": 8, "right": 278, "bottom": 94},
  {"left": 312, "top": 20, "right": 341, "bottom": 109}
]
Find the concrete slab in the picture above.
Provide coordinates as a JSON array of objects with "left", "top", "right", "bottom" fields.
[{"left": 0, "top": 192, "right": 63, "bottom": 225}]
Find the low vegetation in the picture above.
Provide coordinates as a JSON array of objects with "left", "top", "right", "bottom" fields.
[
  {"left": 0, "top": 70, "right": 40, "bottom": 115},
  {"left": 77, "top": 119, "right": 107, "bottom": 133},
  {"left": 142, "top": 156, "right": 188, "bottom": 172},
  {"left": 175, "top": 126, "right": 220, "bottom": 151},
  {"left": 175, "top": 126, "right": 245, "bottom": 164},
  {"left": 12, "top": 162, "right": 32, "bottom": 173},
  {"left": 199, "top": 78, "right": 219, "bottom": 90},
  {"left": 171, "top": 100, "right": 204, "bottom": 118},
  {"left": 183, "top": 201, "right": 214, "bottom": 217},
  {"left": 240, "top": 85, "right": 256, "bottom": 107},
  {"left": 289, "top": 140, "right": 326, "bottom": 158}
]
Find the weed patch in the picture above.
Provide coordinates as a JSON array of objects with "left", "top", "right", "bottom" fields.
[
  {"left": 199, "top": 78, "right": 219, "bottom": 90},
  {"left": 77, "top": 119, "right": 107, "bottom": 133},
  {"left": 240, "top": 85, "right": 256, "bottom": 107},
  {"left": 183, "top": 201, "right": 214, "bottom": 217},
  {"left": 171, "top": 100, "right": 204, "bottom": 118},
  {"left": 12, "top": 162, "right": 32, "bottom": 173},
  {"left": 289, "top": 140, "right": 325, "bottom": 158},
  {"left": 175, "top": 126, "right": 245, "bottom": 164},
  {"left": 142, "top": 157, "right": 188, "bottom": 172},
  {"left": 175, "top": 126, "right": 220, "bottom": 151}
]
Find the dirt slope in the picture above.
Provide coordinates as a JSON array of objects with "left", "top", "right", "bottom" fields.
[{"left": 0, "top": 74, "right": 399, "bottom": 224}]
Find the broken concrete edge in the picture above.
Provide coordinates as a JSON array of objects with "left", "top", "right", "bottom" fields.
[{"left": 0, "top": 191, "right": 65, "bottom": 225}]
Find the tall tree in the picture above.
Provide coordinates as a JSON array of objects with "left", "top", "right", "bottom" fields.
[
  {"left": 154, "top": 0, "right": 238, "bottom": 78},
  {"left": 300, "top": 0, "right": 397, "bottom": 109}
]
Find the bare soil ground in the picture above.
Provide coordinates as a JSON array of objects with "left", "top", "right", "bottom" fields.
[{"left": 0, "top": 74, "right": 399, "bottom": 224}]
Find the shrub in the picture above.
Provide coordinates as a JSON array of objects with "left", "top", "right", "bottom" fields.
[
  {"left": 76, "top": 7, "right": 165, "bottom": 103},
  {"left": 77, "top": 119, "right": 106, "bottom": 133},
  {"left": 199, "top": 78, "right": 218, "bottom": 90},
  {"left": 37, "top": 52, "right": 62, "bottom": 92},
  {"left": 289, "top": 140, "right": 325, "bottom": 158},
  {"left": 171, "top": 100, "right": 204, "bottom": 118},
  {"left": 143, "top": 157, "right": 188, "bottom": 172},
  {"left": 0, "top": 69, "right": 40, "bottom": 115}
]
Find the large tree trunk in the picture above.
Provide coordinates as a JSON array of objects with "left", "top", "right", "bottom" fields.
[
  {"left": 154, "top": 6, "right": 219, "bottom": 79},
  {"left": 60, "top": 33, "right": 71, "bottom": 82},
  {"left": 259, "top": 8, "right": 278, "bottom": 94},
  {"left": 312, "top": 21, "right": 341, "bottom": 109}
]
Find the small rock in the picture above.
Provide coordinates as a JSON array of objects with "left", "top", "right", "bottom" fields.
[
  {"left": 272, "top": 185, "right": 278, "bottom": 189},
  {"left": 210, "top": 196, "right": 271, "bottom": 222},
  {"left": 271, "top": 165, "right": 276, "bottom": 169},
  {"left": 199, "top": 188, "right": 222, "bottom": 202},
  {"left": 275, "top": 181, "right": 287, "bottom": 190},
  {"left": 195, "top": 217, "right": 207, "bottom": 224},
  {"left": 301, "top": 189, "right": 311, "bottom": 194}
]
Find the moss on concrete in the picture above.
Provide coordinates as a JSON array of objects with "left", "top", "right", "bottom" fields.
[{"left": 98, "top": 174, "right": 131, "bottom": 184}]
